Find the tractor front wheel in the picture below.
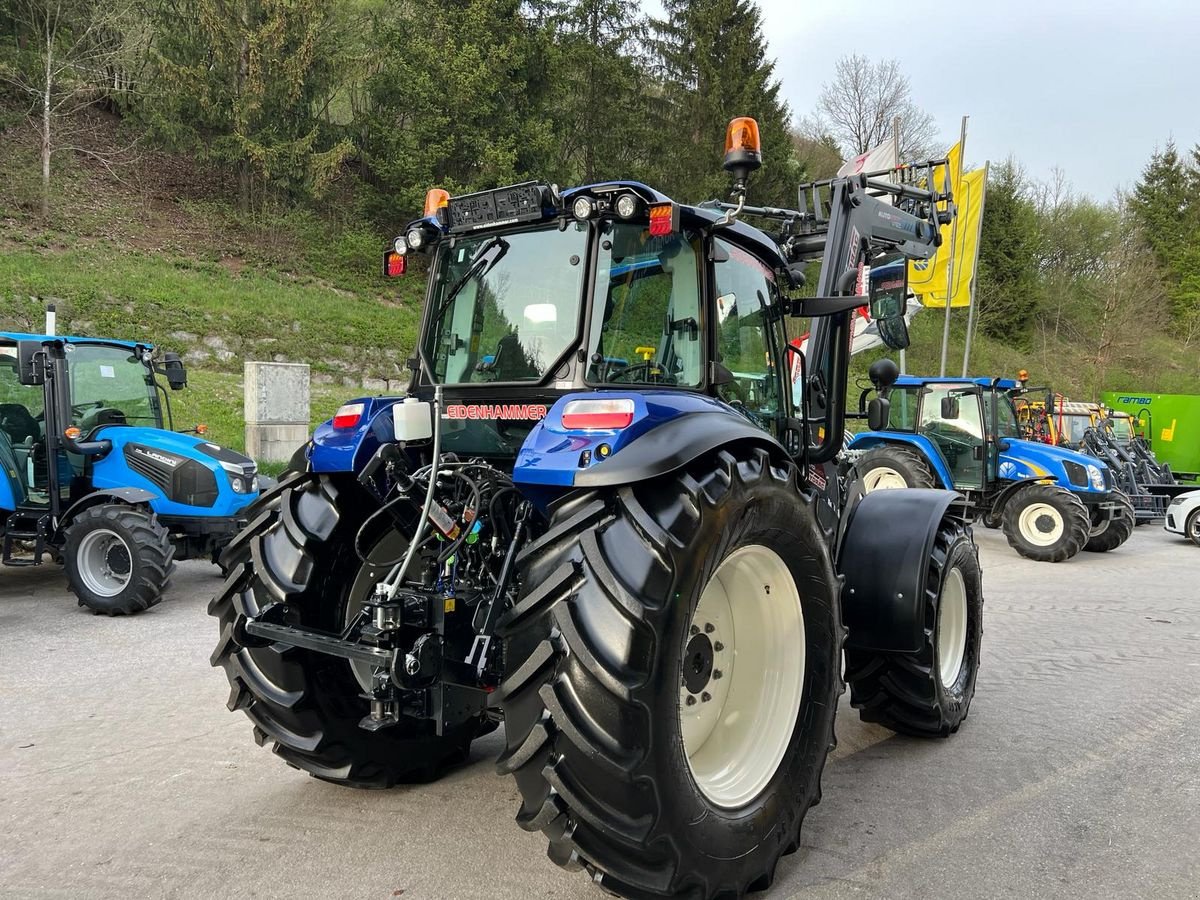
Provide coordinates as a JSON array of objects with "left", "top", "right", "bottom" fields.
[
  {"left": 1001, "top": 484, "right": 1089, "bottom": 562},
  {"left": 1083, "top": 492, "right": 1135, "bottom": 553},
  {"left": 497, "top": 447, "right": 842, "bottom": 899},
  {"left": 63, "top": 504, "right": 175, "bottom": 614},
  {"left": 846, "top": 516, "right": 983, "bottom": 736},
  {"left": 856, "top": 445, "right": 938, "bottom": 492}
]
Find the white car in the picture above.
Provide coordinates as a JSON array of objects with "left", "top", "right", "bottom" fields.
[{"left": 1164, "top": 490, "right": 1200, "bottom": 546}]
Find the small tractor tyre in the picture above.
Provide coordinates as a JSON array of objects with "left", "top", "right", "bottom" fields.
[
  {"left": 1001, "top": 484, "right": 1089, "bottom": 562},
  {"left": 210, "top": 474, "right": 485, "bottom": 788},
  {"left": 63, "top": 503, "right": 174, "bottom": 615},
  {"left": 1083, "top": 492, "right": 1135, "bottom": 553},
  {"left": 496, "top": 447, "right": 843, "bottom": 899},
  {"left": 1186, "top": 508, "right": 1200, "bottom": 547},
  {"left": 856, "top": 445, "right": 938, "bottom": 492},
  {"left": 845, "top": 517, "right": 983, "bottom": 737}
]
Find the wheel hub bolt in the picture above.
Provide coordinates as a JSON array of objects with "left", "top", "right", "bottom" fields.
[
  {"left": 685, "top": 695, "right": 697, "bottom": 706},
  {"left": 690, "top": 625, "right": 699, "bottom": 635},
  {"left": 712, "top": 669, "right": 722, "bottom": 680},
  {"left": 701, "top": 692, "right": 712, "bottom": 703},
  {"left": 704, "top": 622, "right": 714, "bottom": 634},
  {"left": 713, "top": 641, "right": 724, "bottom": 652}
]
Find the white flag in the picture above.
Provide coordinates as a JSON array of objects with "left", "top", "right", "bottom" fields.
[{"left": 837, "top": 140, "right": 898, "bottom": 177}]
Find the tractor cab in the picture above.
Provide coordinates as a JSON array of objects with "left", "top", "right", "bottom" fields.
[{"left": 1, "top": 331, "right": 260, "bottom": 614}]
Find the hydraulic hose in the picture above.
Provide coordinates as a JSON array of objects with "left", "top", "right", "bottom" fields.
[{"left": 385, "top": 384, "right": 442, "bottom": 599}]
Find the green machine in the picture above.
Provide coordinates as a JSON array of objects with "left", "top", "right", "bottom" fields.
[{"left": 1102, "top": 391, "right": 1200, "bottom": 481}]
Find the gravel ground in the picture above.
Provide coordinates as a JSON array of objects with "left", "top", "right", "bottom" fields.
[{"left": 2, "top": 524, "right": 1198, "bottom": 899}]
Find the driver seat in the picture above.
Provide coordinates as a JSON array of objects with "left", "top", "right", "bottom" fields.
[{"left": 0, "top": 427, "right": 28, "bottom": 507}]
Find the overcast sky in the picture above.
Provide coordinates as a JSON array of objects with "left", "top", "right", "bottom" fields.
[{"left": 643, "top": 0, "right": 1200, "bottom": 200}]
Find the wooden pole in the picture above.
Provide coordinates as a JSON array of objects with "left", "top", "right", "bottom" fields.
[{"left": 939, "top": 115, "right": 968, "bottom": 377}]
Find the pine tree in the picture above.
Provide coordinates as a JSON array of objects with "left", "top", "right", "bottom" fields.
[
  {"left": 146, "top": 0, "right": 351, "bottom": 212},
  {"left": 1129, "top": 141, "right": 1199, "bottom": 319},
  {"left": 651, "top": 0, "right": 795, "bottom": 206}
]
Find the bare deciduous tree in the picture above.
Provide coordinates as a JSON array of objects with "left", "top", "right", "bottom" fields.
[
  {"left": 1, "top": 0, "right": 147, "bottom": 217},
  {"left": 814, "top": 54, "right": 940, "bottom": 161}
]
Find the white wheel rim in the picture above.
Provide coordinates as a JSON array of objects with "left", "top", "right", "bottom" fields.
[
  {"left": 1189, "top": 515, "right": 1200, "bottom": 541},
  {"left": 863, "top": 466, "right": 908, "bottom": 492},
  {"left": 936, "top": 566, "right": 968, "bottom": 689},
  {"left": 680, "top": 545, "right": 805, "bottom": 809},
  {"left": 1018, "top": 502, "right": 1064, "bottom": 547},
  {"left": 77, "top": 528, "right": 133, "bottom": 597}
]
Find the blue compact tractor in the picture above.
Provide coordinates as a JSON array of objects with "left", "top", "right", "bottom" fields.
[
  {"left": 848, "top": 374, "right": 1134, "bottom": 562},
  {"left": 212, "top": 119, "right": 985, "bottom": 899},
  {"left": 0, "top": 332, "right": 260, "bottom": 613}
]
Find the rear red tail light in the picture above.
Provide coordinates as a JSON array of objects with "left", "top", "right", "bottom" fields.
[
  {"left": 561, "top": 398, "right": 635, "bottom": 430},
  {"left": 383, "top": 250, "right": 406, "bottom": 277},
  {"left": 332, "top": 402, "right": 365, "bottom": 430},
  {"left": 648, "top": 203, "right": 676, "bottom": 237}
]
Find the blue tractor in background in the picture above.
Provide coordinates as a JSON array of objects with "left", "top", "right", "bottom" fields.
[
  {"left": 0, "top": 332, "right": 261, "bottom": 614},
  {"left": 210, "top": 119, "right": 986, "bottom": 900},
  {"left": 848, "top": 373, "right": 1134, "bottom": 562}
]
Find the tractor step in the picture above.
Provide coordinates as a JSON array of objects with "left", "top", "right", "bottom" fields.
[{"left": 2, "top": 514, "right": 50, "bottom": 567}]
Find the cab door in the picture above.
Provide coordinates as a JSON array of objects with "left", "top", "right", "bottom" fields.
[
  {"left": 709, "top": 237, "right": 790, "bottom": 439},
  {"left": 917, "top": 384, "right": 987, "bottom": 491}
]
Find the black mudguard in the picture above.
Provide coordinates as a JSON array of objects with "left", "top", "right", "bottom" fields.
[
  {"left": 573, "top": 409, "right": 784, "bottom": 488},
  {"left": 838, "top": 487, "right": 966, "bottom": 654}
]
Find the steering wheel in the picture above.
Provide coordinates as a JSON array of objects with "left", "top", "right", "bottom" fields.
[
  {"left": 0, "top": 404, "right": 40, "bottom": 444},
  {"left": 608, "top": 361, "right": 670, "bottom": 384}
]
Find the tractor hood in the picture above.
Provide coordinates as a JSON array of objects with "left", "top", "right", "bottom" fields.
[
  {"left": 88, "top": 425, "right": 260, "bottom": 517},
  {"left": 998, "top": 438, "right": 1109, "bottom": 493}
]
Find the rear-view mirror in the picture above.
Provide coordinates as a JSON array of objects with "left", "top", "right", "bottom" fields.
[
  {"left": 868, "top": 396, "right": 891, "bottom": 431},
  {"left": 163, "top": 352, "right": 187, "bottom": 390},
  {"left": 17, "top": 340, "right": 45, "bottom": 386},
  {"left": 868, "top": 257, "right": 910, "bottom": 350},
  {"left": 941, "top": 395, "right": 960, "bottom": 419}
]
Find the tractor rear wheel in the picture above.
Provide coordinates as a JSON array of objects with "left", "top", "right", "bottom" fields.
[
  {"left": 210, "top": 473, "right": 486, "bottom": 787},
  {"left": 1001, "top": 484, "right": 1089, "bottom": 562},
  {"left": 856, "top": 445, "right": 938, "bottom": 492},
  {"left": 63, "top": 504, "right": 174, "bottom": 615},
  {"left": 846, "top": 517, "right": 982, "bottom": 736},
  {"left": 496, "top": 447, "right": 842, "bottom": 899},
  {"left": 1083, "top": 492, "right": 1135, "bottom": 553}
]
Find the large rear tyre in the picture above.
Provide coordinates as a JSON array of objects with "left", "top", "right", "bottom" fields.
[
  {"left": 846, "top": 517, "right": 983, "bottom": 737},
  {"left": 496, "top": 448, "right": 843, "bottom": 899},
  {"left": 855, "top": 445, "right": 938, "bottom": 492},
  {"left": 210, "top": 474, "right": 485, "bottom": 788},
  {"left": 1083, "top": 492, "right": 1135, "bottom": 553},
  {"left": 1001, "top": 484, "right": 1089, "bottom": 562},
  {"left": 63, "top": 504, "right": 174, "bottom": 615}
]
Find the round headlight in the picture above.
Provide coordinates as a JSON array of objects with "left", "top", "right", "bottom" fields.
[
  {"left": 406, "top": 227, "right": 425, "bottom": 250},
  {"left": 393, "top": 235, "right": 408, "bottom": 255},
  {"left": 1087, "top": 464, "right": 1105, "bottom": 490},
  {"left": 572, "top": 196, "right": 596, "bottom": 220},
  {"left": 615, "top": 193, "right": 639, "bottom": 219},
  {"left": 230, "top": 477, "right": 245, "bottom": 494},
  {"left": 250, "top": 476, "right": 259, "bottom": 493}
]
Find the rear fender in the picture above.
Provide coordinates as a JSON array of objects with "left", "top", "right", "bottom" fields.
[
  {"left": 838, "top": 487, "right": 966, "bottom": 654},
  {"left": 309, "top": 397, "right": 400, "bottom": 473},
  {"left": 513, "top": 391, "right": 786, "bottom": 510},
  {"left": 848, "top": 431, "right": 953, "bottom": 488}
]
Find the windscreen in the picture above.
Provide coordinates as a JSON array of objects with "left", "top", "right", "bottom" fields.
[
  {"left": 986, "top": 393, "right": 1022, "bottom": 440},
  {"left": 423, "top": 223, "right": 588, "bottom": 384},
  {"left": 586, "top": 223, "right": 703, "bottom": 386},
  {"left": 65, "top": 343, "right": 159, "bottom": 431}
]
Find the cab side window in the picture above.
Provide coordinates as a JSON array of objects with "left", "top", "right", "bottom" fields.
[{"left": 712, "top": 239, "right": 782, "bottom": 427}]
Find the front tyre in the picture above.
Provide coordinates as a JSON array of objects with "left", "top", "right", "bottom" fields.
[
  {"left": 1001, "top": 484, "right": 1089, "bottom": 562},
  {"left": 63, "top": 504, "right": 175, "bottom": 615},
  {"left": 496, "top": 448, "right": 842, "bottom": 899},
  {"left": 1083, "top": 492, "right": 1135, "bottom": 553},
  {"left": 846, "top": 517, "right": 983, "bottom": 736},
  {"left": 1186, "top": 509, "right": 1200, "bottom": 547}
]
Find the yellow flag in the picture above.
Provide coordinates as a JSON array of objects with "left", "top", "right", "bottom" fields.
[{"left": 909, "top": 160, "right": 987, "bottom": 308}]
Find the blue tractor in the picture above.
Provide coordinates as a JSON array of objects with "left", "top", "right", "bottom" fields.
[
  {"left": 0, "top": 332, "right": 261, "bottom": 613},
  {"left": 848, "top": 374, "right": 1134, "bottom": 562},
  {"left": 211, "top": 120, "right": 985, "bottom": 900}
]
